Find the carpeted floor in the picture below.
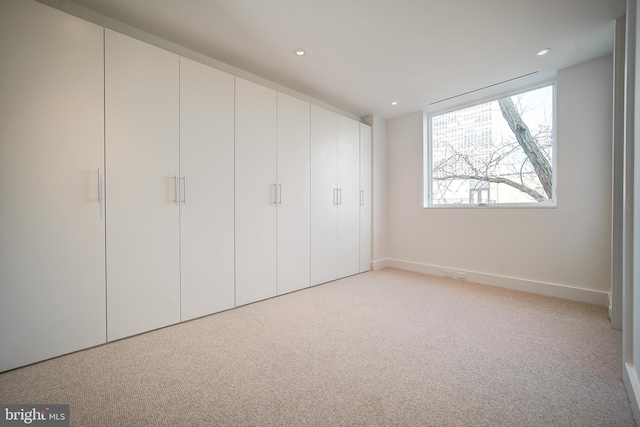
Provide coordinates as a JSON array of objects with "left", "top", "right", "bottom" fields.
[{"left": 0, "top": 268, "right": 634, "bottom": 426}]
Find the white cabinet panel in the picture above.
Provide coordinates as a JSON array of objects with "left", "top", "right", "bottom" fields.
[
  {"left": 180, "top": 57, "right": 235, "bottom": 321},
  {"left": 359, "top": 124, "right": 372, "bottom": 273},
  {"left": 105, "top": 29, "right": 180, "bottom": 341},
  {"left": 311, "top": 107, "right": 366, "bottom": 285},
  {"left": 337, "top": 116, "right": 361, "bottom": 279},
  {"left": 311, "top": 106, "right": 339, "bottom": 286},
  {"left": 0, "top": 0, "right": 106, "bottom": 372},
  {"left": 235, "top": 78, "right": 277, "bottom": 306},
  {"left": 277, "top": 93, "right": 311, "bottom": 295}
]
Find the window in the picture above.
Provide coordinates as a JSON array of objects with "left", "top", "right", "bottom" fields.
[{"left": 425, "top": 84, "right": 555, "bottom": 207}]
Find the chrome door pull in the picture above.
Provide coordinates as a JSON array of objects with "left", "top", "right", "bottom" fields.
[
  {"left": 181, "top": 176, "right": 186, "bottom": 203},
  {"left": 97, "top": 168, "right": 103, "bottom": 217},
  {"left": 174, "top": 175, "right": 179, "bottom": 203},
  {"left": 97, "top": 168, "right": 103, "bottom": 204}
]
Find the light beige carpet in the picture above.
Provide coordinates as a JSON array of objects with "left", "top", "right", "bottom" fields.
[{"left": 0, "top": 268, "right": 634, "bottom": 426}]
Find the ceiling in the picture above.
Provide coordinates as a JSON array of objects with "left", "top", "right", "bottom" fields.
[{"left": 61, "top": 0, "right": 625, "bottom": 119}]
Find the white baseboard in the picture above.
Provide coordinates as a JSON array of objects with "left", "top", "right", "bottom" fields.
[
  {"left": 624, "top": 363, "right": 640, "bottom": 424},
  {"left": 383, "top": 258, "right": 610, "bottom": 306},
  {"left": 371, "top": 259, "right": 390, "bottom": 270}
]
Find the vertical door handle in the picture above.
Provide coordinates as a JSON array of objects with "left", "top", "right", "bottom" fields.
[
  {"left": 97, "top": 168, "right": 103, "bottom": 204},
  {"left": 174, "top": 175, "right": 179, "bottom": 203},
  {"left": 181, "top": 176, "right": 186, "bottom": 203},
  {"left": 277, "top": 183, "right": 282, "bottom": 205},
  {"left": 360, "top": 190, "right": 364, "bottom": 206},
  {"left": 97, "top": 168, "right": 103, "bottom": 217}
]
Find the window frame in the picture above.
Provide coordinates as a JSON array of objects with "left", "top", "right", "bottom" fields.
[{"left": 424, "top": 80, "right": 558, "bottom": 209}]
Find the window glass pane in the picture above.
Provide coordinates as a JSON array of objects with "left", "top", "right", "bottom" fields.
[{"left": 428, "top": 85, "right": 554, "bottom": 206}]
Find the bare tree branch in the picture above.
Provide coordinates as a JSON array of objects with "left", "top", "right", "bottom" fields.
[{"left": 434, "top": 174, "right": 546, "bottom": 201}]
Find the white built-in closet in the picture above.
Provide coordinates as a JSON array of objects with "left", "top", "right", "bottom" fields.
[
  {"left": 179, "top": 58, "right": 235, "bottom": 322},
  {"left": 310, "top": 107, "right": 364, "bottom": 285},
  {"left": 0, "top": 0, "right": 107, "bottom": 373},
  {"left": 0, "top": 0, "right": 371, "bottom": 373},
  {"left": 105, "top": 29, "right": 182, "bottom": 342}
]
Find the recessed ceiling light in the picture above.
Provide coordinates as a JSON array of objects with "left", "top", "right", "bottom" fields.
[
  {"left": 295, "top": 49, "right": 305, "bottom": 56},
  {"left": 536, "top": 48, "right": 550, "bottom": 56},
  {"left": 391, "top": 101, "right": 398, "bottom": 106}
]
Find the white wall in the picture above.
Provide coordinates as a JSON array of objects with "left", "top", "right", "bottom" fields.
[
  {"left": 612, "top": 15, "right": 626, "bottom": 332},
  {"left": 364, "top": 115, "right": 388, "bottom": 268},
  {"left": 386, "top": 55, "right": 614, "bottom": 305},
  {"left": 626, "top": 0, "right": 640, "bottom": 421}
]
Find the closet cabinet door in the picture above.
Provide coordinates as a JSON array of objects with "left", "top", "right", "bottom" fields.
[
  {"left": 277, "top": 93, "right": 311, "bottom": 295},
  {"left": 105, "top": 30, "right": 180, "bottom": 341},
  {"left": 0, "top": 0, "right": 106, "bottom": 372},
  {"left": 310, "top": 105, "right": 339, "bottom": 286},
  {"left": 235, "top": 78, "right": 277, "bottom": 306},
  {"left": 359, "top": 124, "right": 372, "bottom": 273},
  {"left": 180, "top": 58, "right": 235, "bottom": 321},
  {"left": 337, "top": 116, "right": 361, "bottom": 279}
]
